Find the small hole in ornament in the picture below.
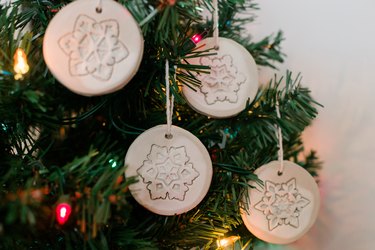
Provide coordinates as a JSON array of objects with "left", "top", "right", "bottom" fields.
[
  {"left": 165, "top": 133, "right": 173, "bottom": 139},
  {"left": 96, "top": 7, "right": 102, "bottom": 13},
  {"left": 277, "top": 171, "right": 283, "bottom": 176}
]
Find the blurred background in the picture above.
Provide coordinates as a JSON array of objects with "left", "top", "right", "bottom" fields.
[{"left": 249, "top": 0, "right": 375, "bottom": 249}]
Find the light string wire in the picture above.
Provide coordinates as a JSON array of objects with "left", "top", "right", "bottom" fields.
[
  {"left": 275, "top": 97, "right": 284, "bottom": 175},
  {"left": 213, "top": 0, "right": 219, "bottom": 49},
  {"left": 165, "top": 60, "right": 174, "bottom": 138}
]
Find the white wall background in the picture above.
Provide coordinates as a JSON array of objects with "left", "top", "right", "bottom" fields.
[{"left": 248, "top": 1, "right": 375, "bottom": 250}]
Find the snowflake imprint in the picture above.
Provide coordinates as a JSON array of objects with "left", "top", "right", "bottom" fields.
[
  {"left": 254, "top": 178, "right": 310, "bottom": 231},
  {"left": 58, "top": 15, "right": 129, "bottom": 81},
  {"left": 197, "top": 55, "right": 246, "bottom": 105},
  {"left": 137, "top": 145, "right": 199, "bottom": 201}
]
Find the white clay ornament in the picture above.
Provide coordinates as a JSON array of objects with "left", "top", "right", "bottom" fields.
[
  {"left": 182, "top": 37, "right": 259, "bottom": 118},
  {"left": 43, "top": 0, "right": 143, "bottom": 96},
  {"left": 241, "top": 161, "right": 320, "bottom": 244},
  {"left": 125, "top": 125, "right": 212, "bottom": 216}
]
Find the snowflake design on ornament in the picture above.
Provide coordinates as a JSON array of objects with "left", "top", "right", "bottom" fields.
[
  {"left": 197, "top": 55, "right": 246, "bottom": 105},
  {"left": 58, "top": 15, "right": 129, "bottom": 81},
  {"left": 254, "top": 178, "right": 310, "bottom": 231},
  {"left": 137, "top": 145, "right": 199, "bottom": 201}
]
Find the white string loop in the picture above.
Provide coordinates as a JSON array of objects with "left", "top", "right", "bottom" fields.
[
  {"left": 213, "top": 0, "right": 219, "bottom": 50},
  {"left": 96, "top": 0, "right": 103, "bottom": 13},
  {"left": 275, "top": 98, "right": 284, "bottom": 175},
  {"left": 165, "top": 60, "right": 174, "bottom": 138}
]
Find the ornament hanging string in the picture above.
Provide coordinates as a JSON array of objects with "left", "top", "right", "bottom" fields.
[
  {"left": 165, "top": 60, "right": 174, "bottom": 138},
  {"left": 95, "top": 0, "right": 103, "bottom": 13},
  {"left": 275, "top": 98, "right": 284, "bottom": 175},
  {"left": 213, "top": 0, "right": 219, "bottom": 50}
]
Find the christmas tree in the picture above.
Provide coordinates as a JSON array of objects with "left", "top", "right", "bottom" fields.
[{"left": 0, "top": 0, "right": 321, "bottom": 249}]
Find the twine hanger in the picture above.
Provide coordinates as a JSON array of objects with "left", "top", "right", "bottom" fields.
[
  {"left": 95, "top": 0, "right": 102, "bottom": 13},
  {"left": 165, "top": 59, "right": 175, "bottom": 139},
  {"left": 275, "top": 97, "right": 284, "bottom": 176},
  {"left": 213, "top": 0, "right": 219, "bottom": 50}
]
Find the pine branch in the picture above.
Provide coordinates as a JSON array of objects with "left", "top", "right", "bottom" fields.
[{"left": 0, "top": 1, "right": 320, "bottom": 249}]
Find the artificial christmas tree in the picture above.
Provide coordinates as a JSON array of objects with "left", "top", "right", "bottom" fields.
[{"left": 0, "top": 0, "right": 321, "bottom": 249}]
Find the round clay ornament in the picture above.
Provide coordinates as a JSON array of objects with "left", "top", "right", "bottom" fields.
[
  {"left": 182, "top": 37, "right": 258, "bottom": 118},
  {"left": 241, "top": 161, "right": 320, "bottom": 244},
  {"left": 125, "top": 125, "right": 212, "bottom": 216},
  {"left": 43, "top": 0, "right": 143, "bottom": 96}
]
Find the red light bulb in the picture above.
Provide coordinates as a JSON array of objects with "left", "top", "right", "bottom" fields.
[
  {"left": 56, "top": 203, "right": 71, "bottom": 225},
  {"left": 191, "top": 34, "right": 202, "bottom": 44}
]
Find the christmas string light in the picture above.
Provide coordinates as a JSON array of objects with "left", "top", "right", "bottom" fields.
[
  {"left": 56, "top": 202, "right": 72, "bottom": 225},
  {"left": 13, "top": 48, "right": 29, "bottom": 80},
  {"left": 191, "top": 34, "right": 202, "bottom": 44},
  {"left": 217, "top": 236, "right": 240, "bottom": 248},
  {"left": 190, "top": 30, "right": 208, "bottom": 45},
  {"left": 108, "top": 159, "right": 118, "bottom": 168}
]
